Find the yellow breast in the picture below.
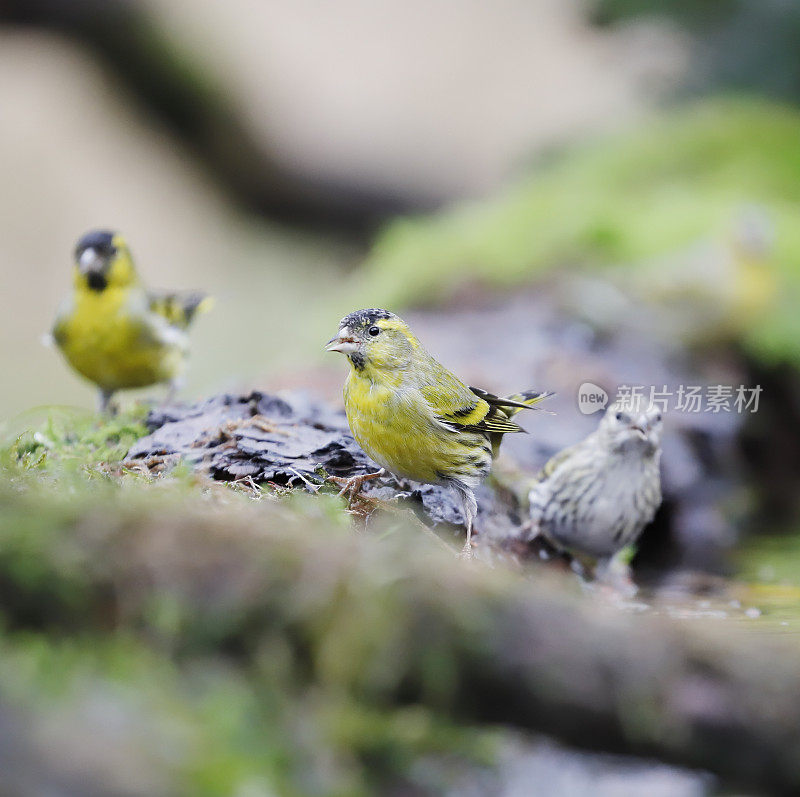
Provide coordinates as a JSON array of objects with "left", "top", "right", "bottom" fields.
[
  {"left": 55, "top": 288, "right": 185, "bottom": 391},
  {"left": 343, "top": 371, "right": 487, "bottom": 486}
]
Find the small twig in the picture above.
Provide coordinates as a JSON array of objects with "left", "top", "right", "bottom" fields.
[{"left": 287, "top": 468, "right": 321, "bottom": 493}]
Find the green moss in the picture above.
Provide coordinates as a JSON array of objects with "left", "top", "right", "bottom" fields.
[
  {"left": 11, "top": 384, "right": 800, "bottom": 790},
  {"left": 2, "top": 405, "right": 148, "bottom": 474},
  {"left": 0, "top": 415, "right": 500, "bottom": 794},
  {"left": 360, "top": 96, "right": 800, "bottom": 363},
  {"left": 324, "top": 701, "right": 499, "bottom": 792},
  {"left": 736, "top": 533, "right": 800, "bottom": 589},
  {"left": 0, "top": 631, "right": 293, "bottom": 795},
  {"left": 0, "top": 481, "right": 500, "bottom": 794}
]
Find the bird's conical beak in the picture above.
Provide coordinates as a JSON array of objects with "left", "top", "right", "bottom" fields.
[
  {"left": 78, "top": 248, "right": 103, "bottom": 274},
  {"left": 326, "top": 328, "right": 358, "bottom": 354},
  {"left": 630, "top": 424, "right": 647, "bottom": 439}
]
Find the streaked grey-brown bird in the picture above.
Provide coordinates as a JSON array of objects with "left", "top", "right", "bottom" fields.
[{"left": 525, "top": 401, "right": 663, "bottom": 576}]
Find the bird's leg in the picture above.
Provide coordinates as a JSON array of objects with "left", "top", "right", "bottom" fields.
[
  {"left": 163, "top": 377, "right": 183, "bottom": 408},
  {"left": 458, "top": 516, "right": 474, "bottom": 560},
  {"left": 594, "top": 554, "right": 638, "bottom": 596},
  {"left": 517, "top": 517, "right": 537, "bottom": 540},
  {"left": 453, "top": 482, "right": 478, "bottom": 560},
  {"left": 327, "top": 469, "right": 385, "bottom": 505},
  {"left": 97, "top": 389, "right": 116, "bottom": 415}
]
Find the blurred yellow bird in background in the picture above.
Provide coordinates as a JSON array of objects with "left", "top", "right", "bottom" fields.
[
  {"left": 50, "top": 230, "right": 211, "bottom": 412},
  {"left": 561, "top": 204, "right": 778, "bottom": 347},
  {"left": 632, "top": 204, "right": 778, "bottom": 336},
  {"left": 326, "top": 308, "right": 551, "bottom": 554}
]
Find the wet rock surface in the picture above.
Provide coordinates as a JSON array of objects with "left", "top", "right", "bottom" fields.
[{"left": 129, "top": 391, "right": 371, "bottom": 481}]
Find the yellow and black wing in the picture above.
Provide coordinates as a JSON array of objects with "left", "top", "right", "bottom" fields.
[
  {"left": 148, "top": 290, "right": 213, "bottom": 330},
  {"left": 420, "top": 374, "right": 527, "bottom": 437}
]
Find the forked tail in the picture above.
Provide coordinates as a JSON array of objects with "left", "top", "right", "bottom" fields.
[
  {"left": 502, "top": 389, "right": 554, "bottom": 418},
  {"left": 470, "top": 387, "right": 554, "bottom": 421}
]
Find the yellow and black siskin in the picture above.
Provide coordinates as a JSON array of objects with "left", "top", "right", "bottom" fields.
[
  {"left": 50, "top": 229, "right": 211, "bottom": 412},
  {"left": 326, "top": 308, "right": 551, "bottom": 555}
]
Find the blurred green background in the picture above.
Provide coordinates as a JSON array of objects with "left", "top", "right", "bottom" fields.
[
  {"left": 0, "top": 0, "right": 688, "bottom": 416},
  {"left": 3, "top": 0, "right": 799, "bottom": 418}
]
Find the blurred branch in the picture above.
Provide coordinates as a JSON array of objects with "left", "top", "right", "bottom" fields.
[
  {"left": 0, "top": 0, "right": 417, "bottom": 234},
  {"left": 0, "top": 483, "right": 799, "bottom": 792}
]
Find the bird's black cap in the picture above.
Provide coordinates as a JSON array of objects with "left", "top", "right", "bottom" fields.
[
  {"left": 75, "top": 229, "right": 116, "bottom": 260},
  {"left": 340, "top": 308, "right": 394, "bottom": 329}
]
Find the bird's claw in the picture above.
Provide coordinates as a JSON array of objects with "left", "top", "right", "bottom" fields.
[
  {"left": 517, "top": 518, "right": 536, "bottom": 539},
  {"left": 327, "top": 469, "right": 384, "bottom": 506},
  {"left": 457, "top": 539, "right": 476, "bottom": 561}
]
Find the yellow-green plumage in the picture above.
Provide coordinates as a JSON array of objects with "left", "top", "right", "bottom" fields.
[
  {"left": 345, "top": 376, "right": 492, "bottom": 487},
  {"left": 51, "top": 230, "right": 210, "bottom": 410},
  {"left": 328, "top": 308, "right": 550, "bottom": 553}
]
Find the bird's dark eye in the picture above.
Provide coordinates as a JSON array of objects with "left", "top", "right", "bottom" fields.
[
  {"left": 615, "top": 412, "right": 623, "bottom": 421},
  {"left": 654, "top": 412, "right": 662, "bottom": 422},
  {"left": 368, "top": 326, "right": 380, "bottom": 337}
]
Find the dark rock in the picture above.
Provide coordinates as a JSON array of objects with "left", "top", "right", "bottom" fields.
[
  {"left": 129, "top": 391, "right": 376, "bottom": 485},
  {"left": 125, "top": 390, "right": 513, "bottom": 537}
]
